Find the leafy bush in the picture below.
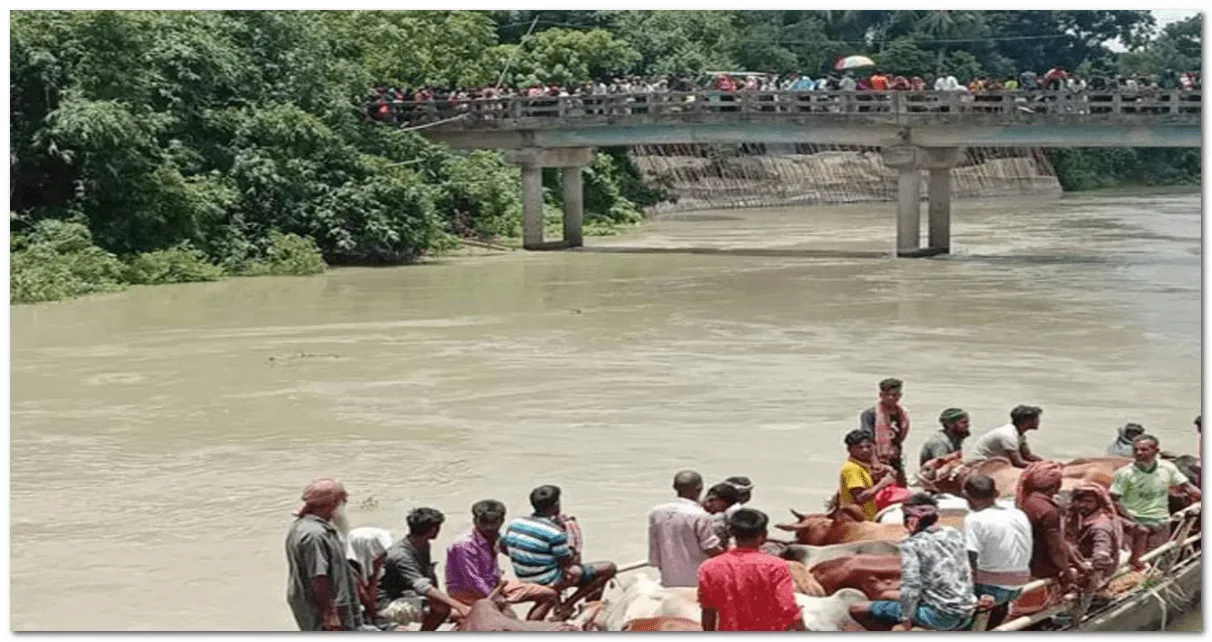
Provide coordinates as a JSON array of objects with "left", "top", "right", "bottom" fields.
[
  {"left": 240, "top": 232, "right": 327, "bottom": 276},
  {"left": 10, "top": 220, "right": 128, "bottom": 304},
  {"left": 124, "top": 243, "right": 224, "bottom": 285}
]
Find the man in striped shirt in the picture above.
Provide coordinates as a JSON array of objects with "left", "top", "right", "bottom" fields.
[{"left": 500, "top": 485, "right": 617, "bottom": 621}]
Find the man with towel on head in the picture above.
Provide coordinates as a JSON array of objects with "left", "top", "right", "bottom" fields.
[
  {"left": 284, "top": 477, "right": 364, "bottom": 631},
  {"left": 1010, "top": 461, "right": 1082, "bottom": 616},
  {"left": 860, "top": 378, "right": 911, "bottom": 486}
]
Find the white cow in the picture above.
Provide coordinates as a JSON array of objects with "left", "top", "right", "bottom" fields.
[{"left": 572, "top": 571, "right": 867, "bottom": 631}]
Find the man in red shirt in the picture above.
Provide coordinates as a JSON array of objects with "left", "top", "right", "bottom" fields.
[{"left": 697, "top": 508, "right": 805, "bottom": 631}]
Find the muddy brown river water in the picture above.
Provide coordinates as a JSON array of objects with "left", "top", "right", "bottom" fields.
[{"left": 10, "top": 190, "right": 1201, "bottom": 630}]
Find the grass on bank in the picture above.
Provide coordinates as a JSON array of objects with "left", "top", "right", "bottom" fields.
[{"left": 10, "top": 220, "right": 327, "bottom": 304}]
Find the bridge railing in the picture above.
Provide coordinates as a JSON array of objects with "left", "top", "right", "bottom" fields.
[{"left": 375, "top": 90, "right": 1202, "bottom": 127}]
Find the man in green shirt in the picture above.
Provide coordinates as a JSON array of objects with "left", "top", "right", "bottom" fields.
[{"left": 1109, "top": 434, "right": 1201, "bottom": 566}]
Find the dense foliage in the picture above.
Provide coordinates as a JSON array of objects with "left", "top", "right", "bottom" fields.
[{"left": 10, "top": 11, "right": 1200, "bottom": 303}]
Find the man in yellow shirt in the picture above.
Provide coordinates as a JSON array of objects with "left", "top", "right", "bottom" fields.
[{"left": 839, "top": 430, "right": 897, "bottom": 520}]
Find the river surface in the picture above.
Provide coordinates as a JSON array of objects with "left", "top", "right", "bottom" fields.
[{"left": 10, "top": 190, "right": 1202, "bottom": 631}]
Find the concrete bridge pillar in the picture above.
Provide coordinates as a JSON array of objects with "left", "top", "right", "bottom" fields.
[
  {"left": 505, "top": 147, "right": 594, "bottom": 250},
  {"left": 882, "top": 145, "right": 964, "bottom": 257},
  {"left": 919, "top": 147, "right": 965, "bottom": 255},
  {"left": 881, "top": 146, "right": 922, "bottom": 256}
]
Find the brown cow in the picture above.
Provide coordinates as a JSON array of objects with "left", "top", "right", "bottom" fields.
[
  {"left": 809, "top": 554, "right": 901, "bottom": 601},
  {"left": 918, "top": 456, "right": 1126, "bottom": 498},
  {"left": 621, "top": 616, "right": 702, "bottom": 631},
  {"left": 776, "top": 504, "right": 965, "bottom": 546},
  {"left": 786, "top": 559, "right": 827, "bottom": 596}
]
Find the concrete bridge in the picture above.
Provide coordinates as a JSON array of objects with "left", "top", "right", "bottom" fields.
[{"left": 392, "top": 90, "right": 1202, "bottom": 256}]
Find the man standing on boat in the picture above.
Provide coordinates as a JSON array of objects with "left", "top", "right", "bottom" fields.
[
  {"left": 848, "top": 493, "right": 977, "bottom": 631},
  {"left": 284, "top": 477, "right": 364, "bottom": 631},
  {"left": 859, "top": 378, "right": 910, "bottom": 486},
  {"left": 966, "top": 405, "right": 1045, "bottom": 468},
  {"left": 839, "top": 430, "right": 898, "bottom": 521},
  {"left": 697, "top": 508, "right": 806, "bottom": 631},
  {"left": 1109, "top": 434, "right": 1201, "bottom": 558},
  {"left": 648, "top": 471, "right": 724, "bottom": 587},
  {"left": 1065, "top": 482, "right": 1124, "bottom": 599},
  {"left": 703, "top": 482, "right": 742, "bottom": 551},
  {"left": 962, "top": 474, "right": 1032, "bottom": 628},
  {"left": 919, "top": 408, "right": 971, "bottom": 468},
  {"left": 1106, "top": 423, "right": 1146, "bottom": 458},
  {"left": 1011, "top": 461, "right": 1080, "bottom": 616}
]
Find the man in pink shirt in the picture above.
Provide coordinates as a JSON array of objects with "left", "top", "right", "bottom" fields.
[
  {"left": 445, "top": 500, "right": 559, "bottom": 621},
  {"left": 647, "top": 471, "right": 724, "bottom": 587},
  {"left": 697, "top": 508, "right": 805, "bottom": 631}
]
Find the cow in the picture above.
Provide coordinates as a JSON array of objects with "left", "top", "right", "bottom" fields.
[
  {"left": 918, "top": 455, "right": 1126, "bottom": 498},
  {"left": 572, "top": 571, "right": 867, "bottom": 631},
  {"left": 809, "top": 554, "right": 901, "bottom": 601},
  {"left": 775, "top": 504, "right": 965, "bottom": 546},
  {"left": 621, "top": 616, "right": 702, "bottom": 631},
  {"left": 766, "top": 540, "right": 899, "bottom": 570},
  {"left": 454, "top": 599, "right": 578, "bottom": 632},
  {"left": 569, "top": 573, "right": 699, "bottom": 632}
]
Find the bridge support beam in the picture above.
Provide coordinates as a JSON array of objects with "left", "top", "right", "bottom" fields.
[
  {"left": 920, "top": 147, "right": 964, "bottom": 255},
  {"left": 882, "top": 146, "right": 964, "bottom": 257},
  {"left": 505, "top": 147, "right": 594, "bottom": 250}
]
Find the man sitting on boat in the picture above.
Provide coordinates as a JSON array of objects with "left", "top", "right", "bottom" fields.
[
  {"left": 848, "top": 493, "right": 978, "bottom": 631},
  {"left": 1110, "top": 434, "right": 1202, "bottom": 564},
  {"left": 445, "top": 500, "right": 560, "bottom": 621},
  {"left": 1106, "top": 423, "right": 1146, "bottom": 458},
  {"left": 378, "top": 508, "right": 471, "bottom": 630},
  {"left": 919, "top": 408, "right": 971, "bottom": 468},
  {"left": 966, "top": 405, "right": 1045, "bottom": 468},
  {"left": 839, "top": 430, "right": 898, "bottom": 521},
  {"left": 500, "top": 485, "right": 617, "bottom": 621}
]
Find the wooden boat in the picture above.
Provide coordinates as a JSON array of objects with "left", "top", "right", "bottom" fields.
[{"left": 992, "top": 502, "right": 1202, "bottom": 632}]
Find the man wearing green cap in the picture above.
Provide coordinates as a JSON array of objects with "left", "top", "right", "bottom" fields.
[{"left": 919, "top": 409, "right": 971, "bottom": 468}]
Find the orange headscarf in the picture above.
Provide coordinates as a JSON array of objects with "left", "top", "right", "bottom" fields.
[
  {"left": 1015, "top": 460, "right": 1063, "bottom": 510},
  {"left": 296, "top": 477, "right": 347, "bottom": 516}
]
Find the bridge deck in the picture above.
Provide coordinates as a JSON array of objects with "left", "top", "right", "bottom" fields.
[{"left": 380, "top": 90, "right": 1202, "bottom": 149}]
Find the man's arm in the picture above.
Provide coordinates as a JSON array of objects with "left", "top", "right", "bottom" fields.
[
  {"left": 1180, "top": 482, "right": 1202, "bottom": 501},
  {"left": 694, "top": 513, "right": 724, "bottom": 558},
  {"left": 898, "top": 545, "right": 922, "bottom": 625},
  {"left": 1040, "top": 514, "right": 1071, "bottom": 579},
  {"left": 298, "top": 533, "right": 337, "bottom": 624},
  {"left": 1019, "top": 440, "right": 1043, "bottom": 463},
  {"left": 647, "top": 511, "right": 662, "bottom": 568},
  {"left": 848, "top": 471, "right": 895, "bottom": 506},
  {"left": 698, "top": 569, "right": 718, "bottom": 631}
]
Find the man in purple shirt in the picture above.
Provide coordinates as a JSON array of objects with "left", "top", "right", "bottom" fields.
[{"left": 445, "top": 500, "right": 559, "bottom": 621}]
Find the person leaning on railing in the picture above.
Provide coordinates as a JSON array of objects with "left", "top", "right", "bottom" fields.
[{"left": 1109, "top": 433, "right": 1202, "bottom": 568}]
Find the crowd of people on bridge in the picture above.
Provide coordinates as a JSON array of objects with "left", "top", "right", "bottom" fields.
[
  {"left": 284, "top": 377, "right": 1201, "bottom": 631},
  {"left": 364, "top": 67, "right": 1202, "bottom": 123}
]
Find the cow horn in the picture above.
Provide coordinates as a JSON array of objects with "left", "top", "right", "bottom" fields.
[
  {"left": 774, "top": 522, "right": 799, "bottom": 532},
  {"left": 789, "top": 508, "right": 807, "bottom": 520}
]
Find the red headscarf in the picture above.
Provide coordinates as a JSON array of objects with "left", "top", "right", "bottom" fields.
[
  {"left": 296, "top": 477, "right": 347, "bottom": 517},
  {"left": 1015, "top": 460, "right": 1063, "bottom": 510},
  {"left": 1066, "top": 482, "right": 1124, "bottom": 558}
]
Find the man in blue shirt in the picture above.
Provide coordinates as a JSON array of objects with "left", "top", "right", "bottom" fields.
[{"left": 501, "top": 485, "right": 617, "bottom": 620}]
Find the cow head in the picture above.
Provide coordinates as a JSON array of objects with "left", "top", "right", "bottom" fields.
[{"left": 775, "top": 505, "right": 866, "bottom": 545}]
